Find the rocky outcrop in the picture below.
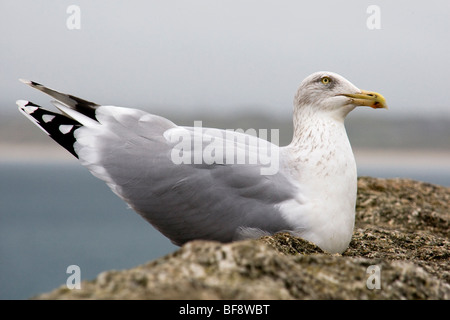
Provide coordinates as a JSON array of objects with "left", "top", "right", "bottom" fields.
[{"left": 34, "top": 177, "right": 449, "bottom": 299}]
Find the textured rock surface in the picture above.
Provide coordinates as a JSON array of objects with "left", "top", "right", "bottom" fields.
[{"left": 34, "top": 177, "right": 449, "bottom": 299}]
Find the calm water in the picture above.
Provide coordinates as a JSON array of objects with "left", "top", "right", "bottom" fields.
[{"left": 1, "top": 161, "right": 449, "bottom": 299}]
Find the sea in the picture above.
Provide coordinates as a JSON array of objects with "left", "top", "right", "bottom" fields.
[{"left": 1, "top": 161, "right": 449, "bottom": 300}]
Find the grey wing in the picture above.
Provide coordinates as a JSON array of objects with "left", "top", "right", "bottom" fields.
[
  {"left": 75, "top": 108, "right": 297, "bottom": 245},
  {"left": 17, "top": 80, "right": 299, "bottom": 245}
]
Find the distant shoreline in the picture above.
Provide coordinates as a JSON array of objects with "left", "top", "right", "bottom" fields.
[
  {"left": 1, "top": 143, "right": 449, "bottom": 168},
  {"left": 0, "top": 144, "right": 74, "bottom": 162},
  {"left": 353, "top": 149, "right": 450, "bottom": 168}
]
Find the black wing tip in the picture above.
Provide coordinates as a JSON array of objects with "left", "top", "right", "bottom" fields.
[
  {"left": 17, "top": 100, "right": 43, "bottom": 120},
  {"left": 19, "top": 78, "right": 100, "bottom": 121},
  {"left": 17, "top": 100, "right": 81, "bottom": 158},
  {"left": 19, "top": 79, "right": 42, "bottom": 87}
]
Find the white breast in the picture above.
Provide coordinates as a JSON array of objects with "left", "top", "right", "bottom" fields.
[{"left": 278, "top": 116, "right": 357, "bottom": 253}]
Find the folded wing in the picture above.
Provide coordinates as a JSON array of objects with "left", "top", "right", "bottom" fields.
[{"left": 17, "top": 81, "right": 298, "bottom": 245}]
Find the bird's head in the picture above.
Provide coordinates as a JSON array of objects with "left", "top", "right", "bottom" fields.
[{"left": 294, "top": 71, "right": 387, "bottom": 120}]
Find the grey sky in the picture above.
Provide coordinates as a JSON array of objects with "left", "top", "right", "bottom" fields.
[{"left": 1, "top": 0, "right": 449, "bottom": 119}]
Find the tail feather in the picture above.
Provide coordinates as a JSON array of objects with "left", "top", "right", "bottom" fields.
[
  {"left": 19, "top": 79, "right": 99, "bottom": 121},
  {"left": 17, "top": 100, "right": 81, "bottom": 158}
]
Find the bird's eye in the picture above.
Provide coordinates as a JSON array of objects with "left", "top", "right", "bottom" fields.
[{"left": 321, "top": 77, "right": 331, "bottom": 85}]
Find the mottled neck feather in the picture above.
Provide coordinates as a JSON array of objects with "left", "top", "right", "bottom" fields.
[{"left": 290, "top": 103, "right": 347, "bottom": 150}]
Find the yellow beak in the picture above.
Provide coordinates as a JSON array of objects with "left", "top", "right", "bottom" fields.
[{"left": 341, "top": 90, "right": 388, "bottom": 109}]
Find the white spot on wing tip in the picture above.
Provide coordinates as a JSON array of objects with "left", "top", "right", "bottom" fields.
[
  {"left": 16, "top": 100, "right": 30, "bottom": 109},
  {"left": 16, "top": 100, "right": 38, "bottom": 114},
  {"left": 17, "top": 103, "right": 50, "bottom": 135},
  {"left": 59, "top": 124, "right": 74, "bottom": 134},
  {"left": 19, "top": 79, "right": 32, "bottom": 85},
  {"left": 42, "top": 114, "right": 56, "bottom": 123}
]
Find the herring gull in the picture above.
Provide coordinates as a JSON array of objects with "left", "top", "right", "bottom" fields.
[{"left": 17, "top": 71, "right": 387, "bottom": 253}]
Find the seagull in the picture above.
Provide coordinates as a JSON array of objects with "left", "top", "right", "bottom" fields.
[{"left": 17, "top": 72, "right": 387, "bottom": 253}]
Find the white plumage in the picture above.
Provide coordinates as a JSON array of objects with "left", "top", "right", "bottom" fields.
[{"left": 17, "top": 71, "right": 386, "bottom": 253}]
